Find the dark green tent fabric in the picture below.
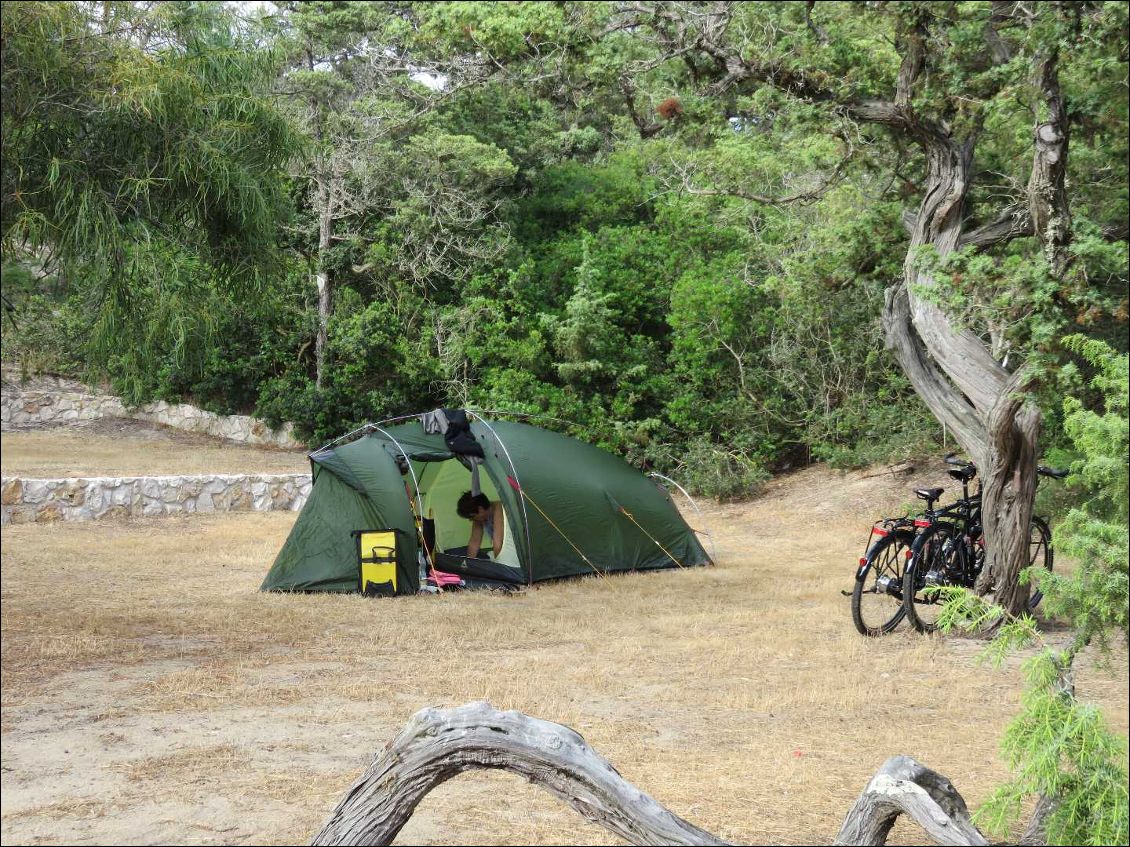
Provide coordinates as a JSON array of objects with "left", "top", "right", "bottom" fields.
[
  {"left": 367, "top": 424, "right": 452, "bottom": 459},
  {"left": 474, "top": 421, "right": 710, "bottom": 580},
  {"left": 263, "top": 439, "right": 422, "bottom": 593},
  {"left": 307, "top": 448, "right": 369, "bottom": 496},
  {"left": 261, "top": 415, "right": 710, "bottom": 594},
  {"left": 261, "top": 467, "right": 382, "bottom": 592},
  {"left": 328, "top": 436, "right": 422, "bottom": 591}
]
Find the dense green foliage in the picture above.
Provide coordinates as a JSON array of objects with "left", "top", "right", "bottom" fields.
[
  {"left": 0, "top": 1, "right": 299, "bottom": 398},
  {"left": 2, "top": 1, "right": 1125, "bottom": 496},
  {"left": 1043, "top": 337, "right": 1130, "bottom": 649}
]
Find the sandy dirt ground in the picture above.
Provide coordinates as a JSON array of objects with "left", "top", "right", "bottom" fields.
[{"left": 1, "top": 451, "right": 1127, "bottom": 846}]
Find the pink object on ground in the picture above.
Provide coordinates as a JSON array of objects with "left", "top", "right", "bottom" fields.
[{"left": 427, "top": 570, "right": 464, "bottom": 587}]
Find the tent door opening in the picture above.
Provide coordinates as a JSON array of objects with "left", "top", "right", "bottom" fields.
[{"left": 409, "top": 456, "right": 524, "bottom": 584}]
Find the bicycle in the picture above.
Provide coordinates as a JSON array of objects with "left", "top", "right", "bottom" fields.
[
  {"left": 901, "top": 456, "right": 1065, "bottom": 634},
  {"left": 849, "top": 457, "right": 974, "bottom": 636},
  {"left": 850, "top": 514, "right": 919, "bottom": 636}
]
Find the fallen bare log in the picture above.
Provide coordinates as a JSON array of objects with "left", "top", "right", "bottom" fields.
[
  {"left": 311, "top": 700, "right": 726, "bottom": 846},
  {"left": 312, "top": 701, "right": 995, "bottom": 846}
]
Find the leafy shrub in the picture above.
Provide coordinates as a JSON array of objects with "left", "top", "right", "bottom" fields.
[
  {"left": 674, "top": 440, "right": 769, "bottom": 501},
  {"left": 810, "top": 399, "right": 942, "bottom": 469},
  {"left": 0, "top": 292, "right": 89, "bottom": 377}
]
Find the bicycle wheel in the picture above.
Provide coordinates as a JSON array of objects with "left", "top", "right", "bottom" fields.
[
  {"left": 1026, "top": 516, "right": 1054, "bottom": 610},
  {"left": 903, "top": 522, "right": 958, "bottom": 634},
  {"left": 852, "top": 531, "right": 910, "bottom": 636}
]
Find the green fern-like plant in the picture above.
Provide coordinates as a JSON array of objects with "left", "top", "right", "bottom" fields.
[{"left": 938, "top": 336, "right": 1129, "bottom": 846}]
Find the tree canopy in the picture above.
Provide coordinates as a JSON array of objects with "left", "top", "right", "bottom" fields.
[{"left": 2, "top": 1, "right": 1125, "bottom": 483}]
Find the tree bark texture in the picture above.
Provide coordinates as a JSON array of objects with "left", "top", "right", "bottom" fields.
[
  {"left": 878, "top": 124, "right": 1043, "bottom": 616},
  {"left": 975, "top": 50, "right": 1070, "bottom": 609},
  {"left": 833, "top": 755, "right": 988, "bottom": 846},
  {"left": 315, "top": 181, "right": 333, "bottom": 391},
  {"left": 311, "top": 701, "right": 728, "bottom": 846},
  {"left": 1028, "top": 50, "right": 1071, "bottom": 279},
  {"left": 311, "top": 702, "right": 1004, "bottom": 847},
  {"left": 869, "top": 31, "right": 1076, "bottom": 618}
]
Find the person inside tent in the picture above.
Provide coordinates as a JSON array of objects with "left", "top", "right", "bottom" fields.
[{"left": 456, "top": 491, "right": 504, "bottom": 560}]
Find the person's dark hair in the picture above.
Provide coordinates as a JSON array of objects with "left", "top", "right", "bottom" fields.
[{"left": 457, "top": 491, "right": 490, "bottom": 520}]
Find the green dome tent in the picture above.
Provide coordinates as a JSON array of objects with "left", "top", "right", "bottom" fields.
[{"left": 261, "top": 412, "right": 711, "bottom": 594}]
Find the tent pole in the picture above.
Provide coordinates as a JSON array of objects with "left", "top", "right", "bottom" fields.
[
  {"left": 466, "top": 411, "right": 535, "bottom": 586},
  {"left": 372, "top": 411, "right": 430, "bottom": 427},
  {"left": 371, "top": 425, "right": 439, "bottom": 591},
  {"left": 315, "top": 408, "right": 449, "bottom": 455},
  {"left": 648, "top": 473, "right": 718, "bottom": 565},
  {"left": 314, "top": 422, "right": 379, "bottom": 455}
]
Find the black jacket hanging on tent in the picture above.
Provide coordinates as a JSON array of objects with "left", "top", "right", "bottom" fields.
[{"left": 441, "top": 408, "right": 484, "bottom": 458}]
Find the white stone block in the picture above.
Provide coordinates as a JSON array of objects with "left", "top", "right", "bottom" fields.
[
  {"left": 139, "top": 478, "right": 163, "bottom": 499},
  {"left": 86, "top": 487, "right": 106, "bottom": 512},
  {"left": 23, "top": 480, "right": 51, "bottom": 502}
]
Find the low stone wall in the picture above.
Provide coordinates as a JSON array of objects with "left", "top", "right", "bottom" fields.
[
  {"left": 1, "top": 371, "right": 303, "bottom": 449},
  {"left": 0, "top": 373, "right": 127, "bottom": 426},
  {"left": 1, "top": 473, "right": 312, "bottom": 526}
]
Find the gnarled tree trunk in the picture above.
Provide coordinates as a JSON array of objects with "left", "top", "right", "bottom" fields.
[
  {"left": 312, "top": 701, "right": 728, "bottom": 846},
  {"left": 873, "top": 34, "right": 1072, "bottom": 618},
  {"left": 880, "top": 125, "right": 1044, "bottom": 615},
  {"left": 973, "top": 47, "right": 1073, "bottom": 612},
  {"left": 833, "top": 755, "right": 988, "bottom": 846}
]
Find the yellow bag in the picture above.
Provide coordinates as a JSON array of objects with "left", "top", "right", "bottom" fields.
[{"left": 354, "top": 529, "right": 400, "bottom": 596}]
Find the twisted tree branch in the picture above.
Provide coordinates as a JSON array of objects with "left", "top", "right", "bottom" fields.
[
  {"left": 834, "top": 755, "right": 988, "bottom": 846},
  {"left": 311, "top": 701, "right": 727, "bottom": 846},
  {"left": 959, "top": 206, "right": 1033, "bottom": 250},
  {"left": 311, "top": 701, "right": 1001, "bottom": 847}
]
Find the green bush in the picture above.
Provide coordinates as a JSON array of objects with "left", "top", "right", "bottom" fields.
[
  {"left": 673, "top": 440, "right": 769, "bottom": 501},
  {"left": 810, "top": 399, "right": 942, "bottom": 469},
  {"left": 938, "top": 335, "right": 1129, "bottom": 847},
  {"left": 0, "top": 292, "right": 89, "bottom": 377}
]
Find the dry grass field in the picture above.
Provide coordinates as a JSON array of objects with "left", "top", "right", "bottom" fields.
[
  {"left": 1, "top": 420, "right": 308, "bottom": 478},
  {"left": 2, "top": 452, "right": 1127, "bottom": 845}
]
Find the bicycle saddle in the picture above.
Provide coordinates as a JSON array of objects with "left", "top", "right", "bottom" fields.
[
  {"left": 915, "top": 487, "right": 944, "bottom": 501},
  {"left": 947, "top": 466, "right": 976, "bottom": 482}
]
